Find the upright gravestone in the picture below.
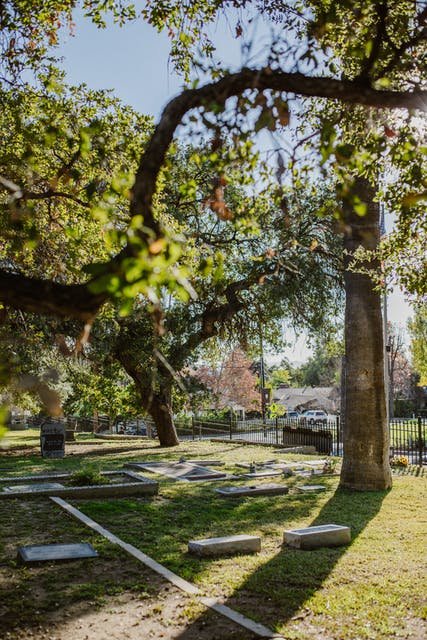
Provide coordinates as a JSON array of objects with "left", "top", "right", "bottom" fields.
[{"left": 40, "top": 420, "right": 65, "bottom": 459}]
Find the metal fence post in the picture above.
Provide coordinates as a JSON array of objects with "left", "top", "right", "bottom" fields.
[
  {"left": 275, "top": 417, "right": 279, "bottom": 445},
  {"left": 336, "top": 415, "right": 340, "bottom": 457},
  {"left": 418, "top": 416, "right": 423, "bottom": 467},
  {"left": 229, "top": 415, "right": 233, "bottom": 440},
  {"left": 191, "top": 417, "right": 195, "bottom": 441}
]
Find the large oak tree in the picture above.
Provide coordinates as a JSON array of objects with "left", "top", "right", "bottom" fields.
[{"left": 1, "top": 1, "right": 426, "bottom": 486}]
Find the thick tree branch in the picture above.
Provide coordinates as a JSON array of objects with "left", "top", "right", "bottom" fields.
[
  {"left": 177, "top": 262, "right": 282, "bottom": 359},
  {"left": 21, "top": 189, "right": 90, "bottom": 208},
  {"left": 375, "top": 26, "right": 427, "bottom": 79},
  {"left": 0, "top": 271, "right": 107, "bottom": 321},
  {"left": 358, "top": 1, "right": 389, "bottom": 80}
]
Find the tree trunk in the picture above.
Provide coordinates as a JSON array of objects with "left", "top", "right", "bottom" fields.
[
  {"left": 143, "top": 387, "right": 180, "bottom": 447},
  {"left": 114, "top": 347, "right": 180, "bottom": 447},
  {"left": 340, "top": 178, "right": 392, "bottom": 491}
]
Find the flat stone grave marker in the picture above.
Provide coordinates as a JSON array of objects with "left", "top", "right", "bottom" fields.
[
  {"left": 126, "top": 461, "right": 228, "bottom": 482},
  {"left": 295, "top": 469, "right": 324, "bottom": 478},
  {"left": 284, "top": 524, "right": 351, "bottom": 550},
  {"left": 215, "top": 483, "right": 290, "bottom": 497},
  {"left": 296, "top": 484, "right": 326, "bottom": 492},
  {"left": 242, "top": 470, "right": 282, "bottom": 479},
  {"left": 270, "top": 461, "right": 307, "bottom": 470},
  {"left": 184, "top": 460, "right": 225, "bottom": 466},
  {"left": 303, "top": 460, "right": 328, "bottom": 467},
  {"left": 3, "top": 482, "right": 65, "bottom": 493},
  {"left": 235, "top": 460, "right": 277, "bottom": 469},
  {"left": 17, "top": 542, "right": 98, "bottom": 565},
  {"left": 188, "top": 534, "right": 261, "bottom": 557},
  {"left": 274, "top": 446, "right": 317, "bottom": 454}
]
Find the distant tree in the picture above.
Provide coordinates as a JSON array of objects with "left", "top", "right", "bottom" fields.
[
  {"left": 387, "top": 322, "right": 414, "bottom": 418},
  {"left": 292, "top": 335, "right": 343, "bottom": 388},
  {"left": 269, "top": 366, "right": 292, "bottom": 389},
  {"left": 194, "top": 348, "right": 261, "bottom": 413},
  {"left": 408, "top": 306, "right": 427, "bottom": 387}
]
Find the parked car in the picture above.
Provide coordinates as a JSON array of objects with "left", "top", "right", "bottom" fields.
[
  {"left": 285, "top": 410, "right": 300, "bottom": 419},
  {"left": 299, "top": 410, "right": 328, "bottom": 427},
  {"left": 114, "top": 419, "right": 147, "bottom": 435}
]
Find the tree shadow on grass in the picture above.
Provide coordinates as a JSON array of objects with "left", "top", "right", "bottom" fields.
[{"left": 175, "top": 487, "right": 389, "bottom": 638}]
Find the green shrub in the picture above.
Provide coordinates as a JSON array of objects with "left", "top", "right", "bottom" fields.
[{"left": 68, "top": 465, "right": 108, "bottom": 486}]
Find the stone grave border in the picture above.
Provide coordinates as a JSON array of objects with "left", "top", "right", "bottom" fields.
[
  {"left": 51, "top": 496, "right": 284, "bottom": 639},
  {"left": 125, "top": 461, "right": 235, "bottom": 482},
  {"left": 0, "top": 470, "right": 158, "bottom": 499}
]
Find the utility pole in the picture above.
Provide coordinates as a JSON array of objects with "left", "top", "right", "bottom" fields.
[
  {"left": 260, "top": 331, "right": 266, "bottom": 423},
  {"left": 380, "top": 204, "right": 390, "bottom": 423}
]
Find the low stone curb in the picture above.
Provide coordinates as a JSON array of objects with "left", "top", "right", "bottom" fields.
[{"left": 0, "top": 480, "right": 158, "bottom": 499}]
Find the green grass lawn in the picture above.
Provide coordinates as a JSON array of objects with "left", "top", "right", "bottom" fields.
[{"left": 0, "top": 433, "right": 426, "bottom": 639}]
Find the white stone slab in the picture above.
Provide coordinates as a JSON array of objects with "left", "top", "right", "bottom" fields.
[
  {"left": 284, "top": 524, "right": 351, "bottom": 549},
  {"left": 274, "top": 446, "right": 317, "bottom": 454},
  {"left": 270, "top": 462, "right": 306, "bottom": 470},
  {"left": 242, "top": 470, "right": 282, "bottom": 479},
  {"left": 17, "top": 542, "right": 98, "bottom": 565},
  {"left": 235, "top": 460, "right": 277, "bottom": 469},
  {"left": 188, "top": 534, "right": 261, "bottom": 556},
  {"left": 186, "top": 460, "right": 224, "bottom": 466},
  {"left": 296, "top": 484, "right": 326, "bottom": 492},
  {"left": 303, "top": 460, "right": 328, "bottom": 467},
  {"left": 3, "top": 482, "right": 65, "bottom": 493},
  {"left": 215, "top": 484, "right": 290, "bottom": 497}
]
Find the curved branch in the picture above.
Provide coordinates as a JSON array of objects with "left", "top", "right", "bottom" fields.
[
  {"left": 22, "top": 189, "right": 90, "bottom": 208},
  {"left": 130, "top": 66, "right": 427, "bottom": 244},
  {"left": 0, "top": 271, "right": 107, "bottom": 321}
]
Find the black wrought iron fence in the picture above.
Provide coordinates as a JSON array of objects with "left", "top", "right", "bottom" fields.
[
  {"left": 389, "top": 417, "right": 426, "bottom": 466},
  {"left": 183, "top": 415, "right": 426, "bottom": 465},
  {"left": 23, "top": 412, "right": 427, "bottom": 466}
]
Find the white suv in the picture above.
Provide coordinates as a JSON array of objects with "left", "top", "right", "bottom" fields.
[{"left": 300, "top": 410, "right": 328, "bottom": 427}]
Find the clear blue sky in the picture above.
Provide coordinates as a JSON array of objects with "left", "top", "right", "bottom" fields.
[{"left": 57, "top": 12, "right": 413, "bottom": 361}]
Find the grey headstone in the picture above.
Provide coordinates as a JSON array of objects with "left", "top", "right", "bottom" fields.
[
  {"left": 284, "top": 524, "right": 351, "bottom": 549},
  {"left": 3, "top": 482, "right": 65, "bottom": 493},
  {"left": 188, "top": 534, "right": 261, "bottom": 557},
  {"left": 215, "top": 483, "right": 290, "bottom": 497},
  {"left": 297, "top": 484, "right": 326, "bottom": 492},
  {"left": 40, "top": 421, "right": 65, "bottom": 459},
  {"left": 17, "top": 542, "right": 98, "bottom": 565}
]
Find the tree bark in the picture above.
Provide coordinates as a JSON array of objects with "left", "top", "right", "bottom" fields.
[
  {"left": 142, "top": 386, "right": 180, "bottom": 448},
  {"left": 117, "top": 355, "right": 180, "bottom": 447},
  {"left": 340, "top": 178, "right": 392, "bottom": 491}
]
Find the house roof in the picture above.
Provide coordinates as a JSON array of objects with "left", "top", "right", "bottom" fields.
[{"left": 271, "top": 386, "right": 339, "bottom": 411}]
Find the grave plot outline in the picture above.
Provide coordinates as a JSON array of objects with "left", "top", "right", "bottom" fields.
[
  {"left": 0, "top": 469, "right": 158, "bottom": 499},
  {"left": 125, "top": 460, "right": 230, "bottom": 482}
]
